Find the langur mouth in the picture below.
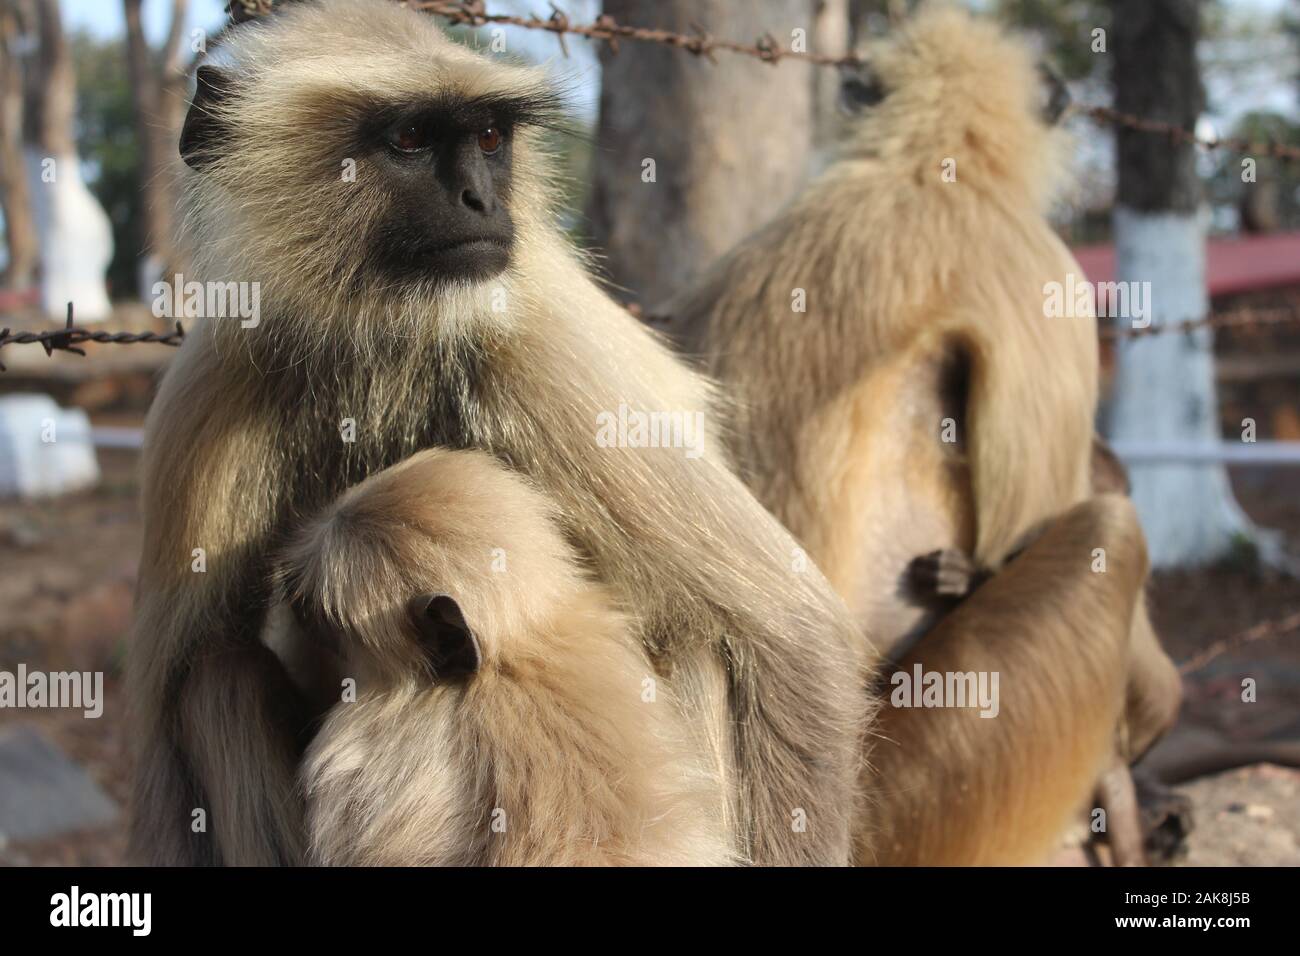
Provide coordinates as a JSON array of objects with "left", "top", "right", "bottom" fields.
[
  {"left": 425, "top": 237, "right": 513, "bottom": 281},
  {"left": 433, "top": 236, "right": 511, "bottom": 253}
]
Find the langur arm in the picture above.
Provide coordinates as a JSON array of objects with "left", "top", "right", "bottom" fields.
[
  {"left": 131, "top": 554, "right": 311, "bottom": 866},
  {"left": 129, "top": 371, "right": 309, "bottom": 866},
  {"left": 1094, "top": 757, "right": 1147, "bottom": 866},
  {"left": 668, "top": 466, "right": 867, "bottom": 866}
]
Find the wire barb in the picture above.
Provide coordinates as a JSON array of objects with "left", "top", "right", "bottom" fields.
[{"left": 0, "top": 304, "right": 185, "bottom": 372}]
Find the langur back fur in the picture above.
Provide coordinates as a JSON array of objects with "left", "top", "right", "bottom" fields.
[
  {"left": 129, "top": 0, "right": 868, "bottom": 866},
  {"left": 668, "top": 3, "right": 1094, "bottom": 628}
]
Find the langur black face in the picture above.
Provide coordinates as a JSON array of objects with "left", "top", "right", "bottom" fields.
[
  {"left": 362, "top": 95, "right": 523, "bottom": 284},
  {"left": 181, "top": 60, "right": 563, "bottom": 291}
]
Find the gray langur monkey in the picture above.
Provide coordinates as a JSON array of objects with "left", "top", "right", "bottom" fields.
[
  {"left": 660, "top": 4, "right": 1179, "bottom": 864},
  {"left": 128, "top": 0, "right": 868, "bottom": 866}
]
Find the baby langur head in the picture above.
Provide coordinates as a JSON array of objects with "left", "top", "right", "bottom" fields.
[
  {"left": 179, "top": 0, "right": 565, "bottom": 323},
  {"left": 279, "top": 447, "right": 594, "bottom": 691}
]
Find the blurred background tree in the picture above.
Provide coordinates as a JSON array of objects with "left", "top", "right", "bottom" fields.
[
  {"left": 585, "top": 0, "right": 816, "bottom": 308},
  {"left": 70, "top": 29, "right": 140, "bottom": 299},
  {"left": 0, "top": 0, "right": 38, "bottom": 290},
  {"left": 122, "top": 0, "right": 188, "bottom": 296},
  {"left": 993, "top": 0, "right": 1108, "bottom": 81}
]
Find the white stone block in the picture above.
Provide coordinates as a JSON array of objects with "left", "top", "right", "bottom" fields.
[{"left": 0, "top": 393, "right": 100, "bottom": 499}]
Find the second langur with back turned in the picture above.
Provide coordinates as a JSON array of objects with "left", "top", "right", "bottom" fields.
[
  {"left": 129, "top": 0, "right": 868, "bottom": 866},
  {"left": 662, "top": 4, "right": 1181, "bottom": 864}
]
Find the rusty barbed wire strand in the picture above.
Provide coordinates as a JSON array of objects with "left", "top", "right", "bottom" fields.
[
  {"left": 0, "top": 304, "right": 184, "bottom": 372},
  {"left": 405, "top": 1, "right": 862, "bottom": 66},
  {"left": 1179, "top": 608, "right": 1300, "bottom": 676},
  {"left": 1101, "top": 306, "right": 1300, "bottom": 341},
  {"left": 1070, "top": 104, "right": 1300, "bottom": 164}
]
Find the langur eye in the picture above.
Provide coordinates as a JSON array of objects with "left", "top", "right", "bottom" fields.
[
  {"left": 477, "top": 127, "right": 503, "bottom": 155},
  {"left": 391, "top": 124, "right": 431, "bottom": 153}
]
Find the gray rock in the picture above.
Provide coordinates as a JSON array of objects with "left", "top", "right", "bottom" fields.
[{"left": 0, "top": 724, "right": 118, "bottom": 842}]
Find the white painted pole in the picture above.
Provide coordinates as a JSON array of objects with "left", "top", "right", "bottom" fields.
[{"left": 1110, "top": 441, "right": 1300, "bottom": 465}]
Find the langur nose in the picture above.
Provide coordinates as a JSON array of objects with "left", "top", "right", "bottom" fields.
[{"left": 461, "top": 187, "right": 491, "bottom": 214}]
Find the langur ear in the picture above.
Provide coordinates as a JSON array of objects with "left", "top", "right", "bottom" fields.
[
  {"left": 408, "top": 593, "right": 483, "bottom": 680},
  {"left": 180, "top": 66, "right": 235, "bottom": 170},
  {"left": 227, "top": 0, "right": 276, "bottom": 24},
  {"left": 837, "top": 63, "right": 887, "bottom": 116},
  {"left": 1037, "top": 62, "right": 1071, "bottom": 126}
]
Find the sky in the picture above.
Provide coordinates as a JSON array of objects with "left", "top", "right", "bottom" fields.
[
  {"left": 63, "top": 0, "right": 228, "bottom": 46},
  {"left": 60, "top": 0, "right": 604, "bottom": 116}
]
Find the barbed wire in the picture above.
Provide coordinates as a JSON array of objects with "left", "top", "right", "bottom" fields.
[
  {"left": 406, "top": 1, "right": 863, "bottom": 65},
  {"left": 1072, "top": 105, "right": 1300, "bottom": 164},
  {"left": 1101, "top": 306, "right": 1300, "bottom": 341},
  {"left": 0, "top": 305, "right": 184, "bottom": 372},
  {"left": 1179, "top": 608, "right": 1300, "bottom": 675}
]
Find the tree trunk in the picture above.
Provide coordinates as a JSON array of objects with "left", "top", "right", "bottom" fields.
[
  {"left": 158, "top": 0, "right": 191, "bottom": 156},
  {"left": 0, "top": 0, "right": 38, "bottom": 289},
  {"left": 1104, "top": 0, "right": 1258, "bottom": 567},
  {"left": 24, "top": 0, "right": 70, "bottom": 153},
  {"left": 586, "top": 0, "right": 815, "bottom": 309},
  {"left": 124, "top": 0, "right": 188, "bottom": 296}
]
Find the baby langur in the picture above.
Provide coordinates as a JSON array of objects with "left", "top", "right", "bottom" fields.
[
  {"left": 278, "top": 449, "right": 731, "bottom": 866},
  {"left": 910, "top": 437, "right": 1183, "bottom": 865}
]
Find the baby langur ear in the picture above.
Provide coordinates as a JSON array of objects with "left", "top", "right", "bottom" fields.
[
  {"left": 838, "top": 63, "right": 887, "bottom": 116},
  {"left": 180, "top": 66, "right": 235, "bottom": 170},
  {"left": 1037, "top": 62, "right": 1071, "bottom": 126},
  {"left": 408, "top": 593, "right": 483, "bottom": 680}
]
